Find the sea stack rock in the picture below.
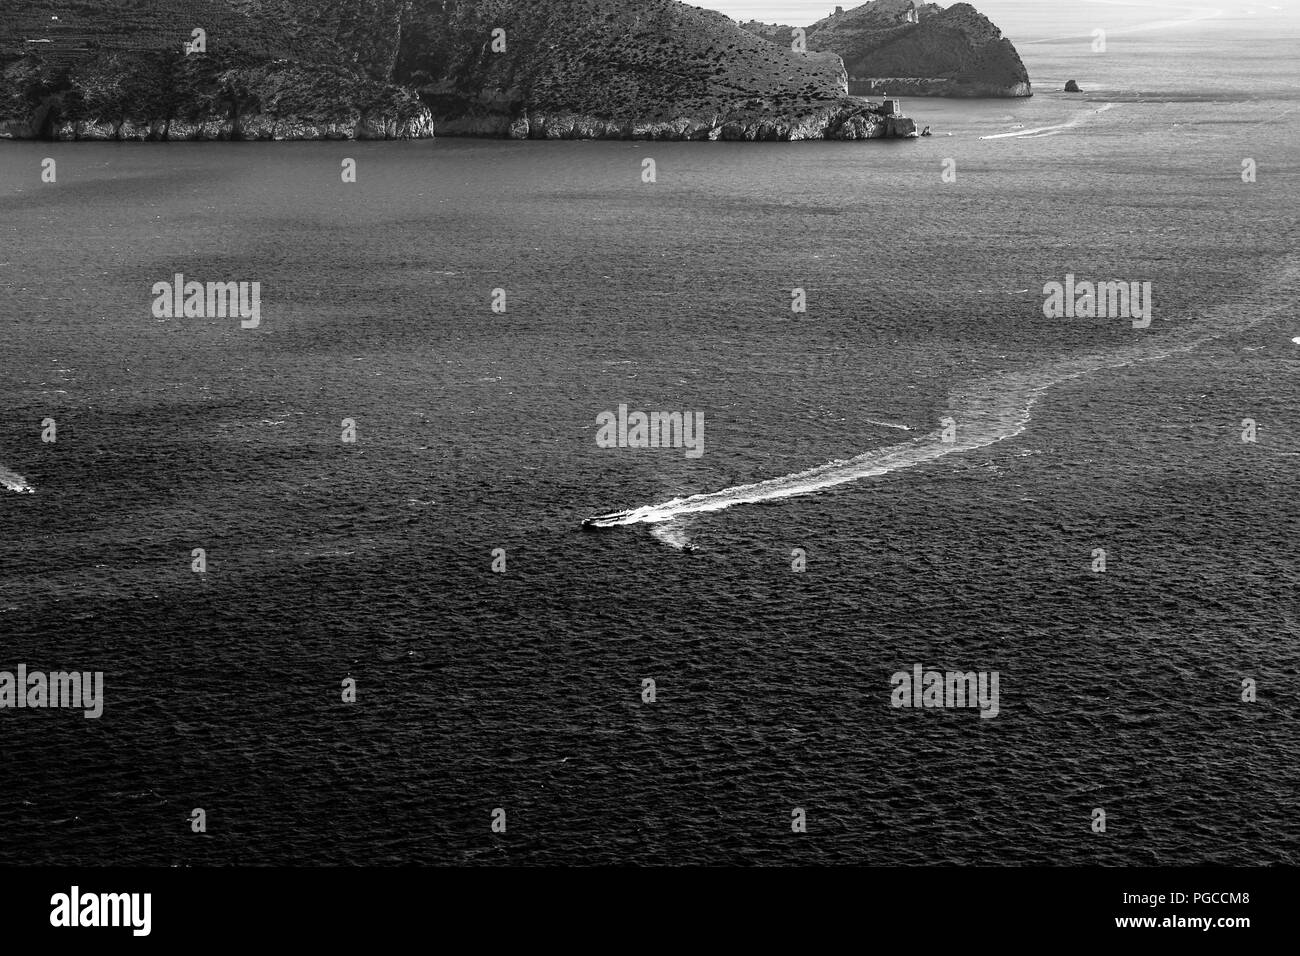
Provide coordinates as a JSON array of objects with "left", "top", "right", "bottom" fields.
[{"left": 1065, "top": 80, "right": 1082, "bottom": 93}]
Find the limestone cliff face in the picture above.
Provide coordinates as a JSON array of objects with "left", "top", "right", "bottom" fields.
[
  {"left": 741, "top": 0, "right": 1032, "bottom": 98},
  {"left": 0, "top": 0, "right": 919, "bottom": 141},
  {"left": 449, "top": 102, "right": 916, "bottom": 141}
]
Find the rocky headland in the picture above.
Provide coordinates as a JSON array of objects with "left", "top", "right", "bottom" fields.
[
  {"left": 741, "top": 0, "right": 1032, "bottom": 98},
  {"left": 0, "top": 0, "right": 1028, "bottom": 142}
]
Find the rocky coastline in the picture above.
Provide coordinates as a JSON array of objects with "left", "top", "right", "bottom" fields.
[
  {"left": 1, "top": 100, "right": 918, "bottom": 143},
  {"left": 0, "top": 0, "right": 972, "bottom": 143},
  {"left": 0, "top": 105, "right": 436, "bottom": 142},
  {"left": 435, "top": 102, "right": 917, "bottom": 142}
]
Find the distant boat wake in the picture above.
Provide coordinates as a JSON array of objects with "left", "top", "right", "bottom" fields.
[
  {"left": 584, "top": 263, "right": 1296, "bottom": 531},
  {"left": 584, "top": 364, "right": 1104, "bottom": 529},
  {"left": 980, "top": 103, "right": 1118, "bottom": 140},
  {"left": 0, "top": 465, "right": 34, "bottom": 494}
]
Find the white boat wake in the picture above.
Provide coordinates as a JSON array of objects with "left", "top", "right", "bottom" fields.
[
  {"left": 650, "top": 520, "right": 695, "bottom": 550},
  {"left": 0, "top": 465, "right": 34, "bottom": 494},
  {"left": 584, "top": 264, "right": 1296, "bottom": 531},
  {"left": 981, "top": 103, "right": 1118, "bottom": 140}
]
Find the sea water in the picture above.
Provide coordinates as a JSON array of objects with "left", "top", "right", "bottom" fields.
[{"left": 0, "top": 8, "right": 1297, "bottom": 864}]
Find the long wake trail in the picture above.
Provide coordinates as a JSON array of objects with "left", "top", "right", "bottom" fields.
[
  {"left": 585, "top": 263, "right": 1297, "bottom": 530},
  {"left": 980, "top": 103, "right": 1118, "bottom": 140}
]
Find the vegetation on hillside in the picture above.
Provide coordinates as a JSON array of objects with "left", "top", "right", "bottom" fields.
[
  {"left": 740, "top": 0, "right": 1031, "bottom": 95},
  {"left": 0, "top": 0, "right": 935, "bottom": 138}
]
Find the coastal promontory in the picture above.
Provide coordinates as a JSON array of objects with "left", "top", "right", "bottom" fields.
[
  {"left": 742, "top": 0, "right": 1032, "bottom": 98},
  {"left": 0, "top": 0, "right": 936, "bottom": 141}
]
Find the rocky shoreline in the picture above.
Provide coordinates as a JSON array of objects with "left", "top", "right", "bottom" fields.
[
  {"left": 0, "top": 111, "right": 436, "bottom": 142},
  {"left": 441, "top": 102, "right": 917, "bottom": 141},
  {"left": 0, "top": 0, "right": 953, "bottom": 144},
  {"left": 1, "top": 101, "right": 919, "bottom": 143},
  {"left": 850, "top": 77, "right": 1032, "bottom": 98}
]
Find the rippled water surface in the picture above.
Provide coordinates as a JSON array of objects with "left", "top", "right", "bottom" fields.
[{"left": 1, "top": 15, "right": 1298, "bottom": 865}]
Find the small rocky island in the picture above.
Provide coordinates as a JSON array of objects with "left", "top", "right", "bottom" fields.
[
  {"left": 1065, "top": 80, "right": 1082, "bottom": 93},
  {"left": 0, "top": 0, "right": 1024, "bottom": 142}
]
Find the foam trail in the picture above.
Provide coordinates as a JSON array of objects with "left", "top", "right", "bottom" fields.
[
  {"left": 650, "top": 520, "right": 693, "bottom": 550},
  {"left": 587, "top": 372, "right": 1065, "bottom": 528},
  {"left": 981, "top": 104, "right": 1117, "bottom": 140},
  {"left": 0, "top": 465, "right": 34, "bottom": 494},
  {"left": 585, "top": 265, "right": 1296, "bottom": 530}
]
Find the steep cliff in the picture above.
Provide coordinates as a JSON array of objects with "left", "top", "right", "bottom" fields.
[
  {"left": 741, "top": 0, "right": 1032, "bottom": 98},
  {"left": 0, "top": 0, "right": 919, "bottom": 141}
]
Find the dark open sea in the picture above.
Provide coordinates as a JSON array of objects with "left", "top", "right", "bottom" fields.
[{"left": 1, "top": 8, "right": 1297, "bottom": 864}]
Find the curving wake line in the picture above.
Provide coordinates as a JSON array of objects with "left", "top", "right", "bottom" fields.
[
  {"left": 584, "top": 264, "right": 1297, "bottom": 530},
  {"left": 981, "top": 103, "right": 1118, "bottom": 140},
  {"left": 0, "top": 465, "right": 34, "bottom": 494}
]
